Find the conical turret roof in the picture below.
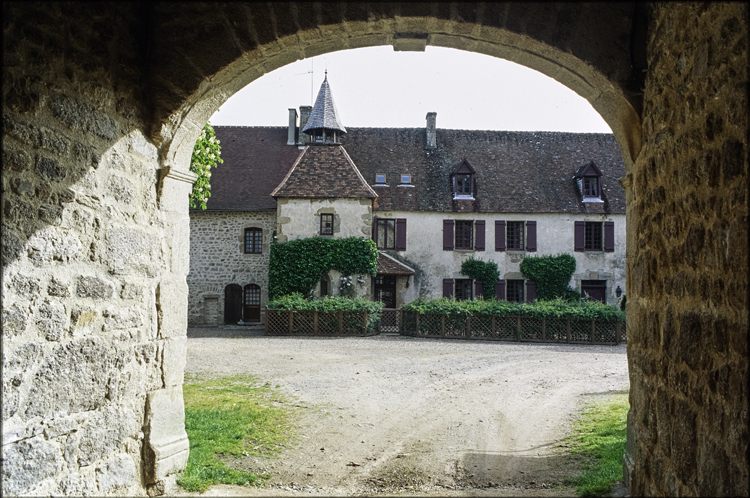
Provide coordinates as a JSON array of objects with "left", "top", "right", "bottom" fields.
[{"left": 301, "top": 74, "right": 347, "bottom": 134}]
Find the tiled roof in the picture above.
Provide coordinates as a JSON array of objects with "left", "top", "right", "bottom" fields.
[
  {"left": 301, "top": 77, "right": 346, "bottom": 134},
  {"left": 205, "top": 126, "right": 626, "bottom": 214},
  {"left": 377, "top": 252, "right": 415, "bottom": 275},
  {"left": 197, "top": 127, "right": 302, "bottom": 212},
  {"left": 271, "top": 145, "right": 377, "bottom": 198}
]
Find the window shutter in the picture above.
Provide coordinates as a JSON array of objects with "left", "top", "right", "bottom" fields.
[
  {"left": 475, "top": 220, "right": 485, "bottom": 251},
  {"left": 604, "top": 221, "right": 615, "bottom": 252},
  {"left": 526, "top": 280, "right": 537, "bottom": 303},
  {"left": 574, "top": 221, "right": 585, "bottom": 252},
  {"left": 443, "top": 279, "right": 454, "bottom": 298},
  {"left": 443, "top": 220, "right": 454, "bottom": 250},
  {"left": 372, "top": 216, "right": 378, "bottom": 244},
  {"left": 396, "top": 218, "right": 407, "bottom": 251},
  {"left": 526, "top": 221, "right": 537, "bottom": 252},
  {"left": 495, "top": 280, "right": 506, "bottom": 300},
  {"left": 474, "top": 280, "right": 483, "bottom": 299},
  {"left": 495, "top": 220, "right": 506, "bottom": 251}
]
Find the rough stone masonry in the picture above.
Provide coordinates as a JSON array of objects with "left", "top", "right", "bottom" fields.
[{"left": 2, "top": 3, "right": 747, "bottom": 497}]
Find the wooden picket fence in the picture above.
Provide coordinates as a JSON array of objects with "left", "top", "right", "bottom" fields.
[
  {"left": 400, "top": 310, "right": 626, "bottom": 345},
  {"left": 265, "top": 308, "right": 379, "bottom": 336}
]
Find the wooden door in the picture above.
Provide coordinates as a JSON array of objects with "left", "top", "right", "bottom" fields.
[
  {"left": 374, "top": 275, "right": 397, "bottom": 308},
  {"left": 581, "top": 280, "right": 607, "bottom": 303},
  {"left": 243, "top": 284, "right": 261, "bottom": 322},
  {"left": 224, "top": 284, "right": 243, "bottom": 324}
]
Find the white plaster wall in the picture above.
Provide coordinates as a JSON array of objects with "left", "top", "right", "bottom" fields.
[
  {"left": 377, "top": 211, "right": 627, "bottom": 303},
  {"left": 187, "top": 211, "right": 276, "bottom": 324},
  {"left": 276, "top": 198, "right": 372, "bottom": 242}
]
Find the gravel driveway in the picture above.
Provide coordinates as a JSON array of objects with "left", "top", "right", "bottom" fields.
[{"left": 176, "top": 327, "right": 630, "bottom": 497}]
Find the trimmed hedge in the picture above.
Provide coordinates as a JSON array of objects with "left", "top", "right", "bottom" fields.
[
  {"left": 402, "top": 297, "right": 625, "bottom": 322},
  {"left": 267, "top": 293, "right": 384, "bottom": 313}
]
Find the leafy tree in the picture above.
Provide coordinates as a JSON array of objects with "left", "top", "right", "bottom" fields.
[{"left": 189, "top": 123, "right": 223, "bottom": 209}]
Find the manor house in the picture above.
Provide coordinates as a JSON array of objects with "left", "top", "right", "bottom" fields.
[{"left": 188, "top": 77, "right": 626, "bottom": 325}]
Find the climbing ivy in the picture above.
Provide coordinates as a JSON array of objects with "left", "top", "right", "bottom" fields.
[
  {"left": 189, "top": 123, "right": 223, "bottom": 210},
  {"left": 520, "top": 253, "right": 578, "bottom": 301},
  {"left": 268, "top": 237, "right": 378, "bottom": 300},
  {"left": 460, "top": 257, "right": 500, "bottom": 295}
]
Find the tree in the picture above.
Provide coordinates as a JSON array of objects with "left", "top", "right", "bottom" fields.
[{"left": 189, "top": 123, "right": 223, "bottom": 210}]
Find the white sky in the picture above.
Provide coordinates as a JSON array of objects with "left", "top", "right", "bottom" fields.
[{"left": 209, "top": 46, "right": 612, "bottom": 133}]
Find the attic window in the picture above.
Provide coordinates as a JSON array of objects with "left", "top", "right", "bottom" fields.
[
  {"left": 375, "top": 174, "right": 387, "bottom": 185},
  {"left": 575, "top": 160, "right": 604, "bottom": 203},
  {"left": 452, "top": 159, "right": 476, "bottom": 199},
  {"left": 583, "top": 177, "right": 599, "bottom": 197},
  {"left": 401, "top": 174, "right": 411, "bottom": 184}
]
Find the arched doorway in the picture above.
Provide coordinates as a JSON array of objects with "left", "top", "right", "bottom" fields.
[
  {"left": 243, "top": 284, "right": 261, "bottom": 322},
  {"left": 224, "top": 284, "right": 243, "bottom": 324}
]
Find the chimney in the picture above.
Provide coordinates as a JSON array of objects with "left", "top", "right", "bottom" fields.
[
  {"left": 287, "top": 108, "right": 298, "bottom": 145},
  {"left": 426, "top": 112, "right": 437, "bottom": 149},
  {"left": 299, "top": 105, "right": 312, "bottom": 145}
]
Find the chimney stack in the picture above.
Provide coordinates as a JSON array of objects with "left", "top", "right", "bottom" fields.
[
  {"left": 426, "top": 112, "right": 437, "bottom": 149},
  {"left": 287, "top": 108, "right": 298, "bottom": 145},
  {"left": 299, "top": 106, "right": 312, "bottom": 144}
]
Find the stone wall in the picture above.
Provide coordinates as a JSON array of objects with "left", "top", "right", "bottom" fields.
[
  {"left": 276, "top": 198, "right": 373, "bottom": 242},
  {"left": 3, "top": 4, "right": 191, "bottom": 496},
  {"left": 187, "top": 211, "right": 275, "bottom": 325},
  {"left": 624, "top": 3, "right": 748, "bottom": 496}
]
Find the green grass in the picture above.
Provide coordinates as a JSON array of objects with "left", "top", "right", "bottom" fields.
[
  {"left": 177, "top": 374, "right": 298, "bottom": 493},
  {"left": 565, "top": 391, "right": 629, "bottom": 497}
]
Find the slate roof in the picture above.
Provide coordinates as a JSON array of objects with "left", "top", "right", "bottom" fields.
[
  {"left": 301, "top": 76, "right": 347, "bottom": 134},
  {"left": 377, "top": 252, "right": 415, "bottom": 275},
  {"left": 271, "top": 145, "right": 376, "bottom": 198},
  {"left": 199, "top": 127, "right": 302, "bottom": 211},
  {"left": 204, "top": 126, "right": 626, "bottom": 214}
]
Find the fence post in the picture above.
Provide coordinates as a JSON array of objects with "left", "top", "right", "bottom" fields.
[
  {"left": 465, "top": 315, "right": 471, "bottom": 339},
  {"left": 398, "top": 309, "right": 402, "bottom": 335},
  {"left": 591, "top": 320, "right": 595, "bottom": 343},
  {"left": 339, "top": 310, "right": 343, "bottom": 335},
  {"left": 615, "top": 321, "right": 621, "bottom": 345},
  {"left": 566, "top": 318, "right": 571, "bottom": 343},
  {"left": 363, "top": 311, "right": 368, "bottom": 335},
  {"left": 416, "top": 311, "right": 420, "bottom": 336},
  {"left": 313, "top": 310, "right": 318, "bottom": 334},
  {"left": 288, "top": 310, "right": 293, "bottom": 334},
  {"left": 491, "top": 316, "right": 496, "bottom": 338},
  {"left": 264, "top": 307, "right": 268, "bottom": 335},
  {"left": 441, "top": 315, "right": 445, "bottom": 337},
  {"left": 516, "top": 316, "right": 521, "bottom": 342},
  {"left": 542, "top": 318, "right": 546, "bottom": 342}
]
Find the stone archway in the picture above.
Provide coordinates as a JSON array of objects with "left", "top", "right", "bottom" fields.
[{"left": 2, "top": 3, "right": 747, "bottom": 497}]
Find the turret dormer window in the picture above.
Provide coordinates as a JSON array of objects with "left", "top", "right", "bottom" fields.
[
  {"left": 452, "top": 159, "right": 476, "bottom": 199},
  {"left": 575, "top": 160, "right": 604, "bottom": 203}
]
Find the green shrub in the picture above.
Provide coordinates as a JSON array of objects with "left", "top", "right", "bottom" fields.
[
  {"left": 402, "top": 297, "right": 624, "bottom": 322},
  {"left": 267, "top": 294, "right": 384, "bottom": 333},
  {"left": 520, "top": 253, "right": 577, "bottom": 300},
  {"left": 268, "top": 237, "right": 377, "bottom": 300},
  {"left": 460, "top": 258, "right": 500, "bottom": 296}
]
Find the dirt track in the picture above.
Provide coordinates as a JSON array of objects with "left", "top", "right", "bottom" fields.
[{"left": 175, "top": 327, "right": 629, "bottom": 497}]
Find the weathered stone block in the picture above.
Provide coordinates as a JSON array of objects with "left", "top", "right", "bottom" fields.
[
  {"left": 144, "top": 386, "right": 190, "bottom": 484},
  {"left": 161, "top": 337, "right": 186, "bottom": 387},
  {"left": 157, "top": 279, "right": 188, "bottom": 339},
  {"left": 104, "top": 226, "right": 158, "bottom": 276},
  {"left": 49, "top": 94, "right": 118, "bottom": 140},
  {"left": 95, "top": 453, "right": 136, "bottom": 493},
  {"left": 2, "top": 303, "right": 28, "bottom": 337},
  {"left": 35, "top": 301, "right": 67, "bottom": 341},
  {"left": 102, "top": 306, "right": 144, "bottom": 331},
  {"left": 76, "top": 275, "right": 113, "bottom": 299},
  {"left": 1, "top": 437, "right": 64, "bottom": 496},
  {"left": 57, "top": 473, "right": 98, "bottom": 496},
  {"left": 77, "top": 407, "right": 137, "bottom": 467}
]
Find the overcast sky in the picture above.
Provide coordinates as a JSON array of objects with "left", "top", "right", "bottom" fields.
[{"left": 209, "top": 46, "right": 612, "bottom": 133}]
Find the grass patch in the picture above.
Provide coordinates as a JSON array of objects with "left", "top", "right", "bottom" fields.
[
  {"left": 565, "top": 391, "right": 629, "bottom": 497},
  {"left": 177, "top": 374, "right": 298, "bottom": 493}
]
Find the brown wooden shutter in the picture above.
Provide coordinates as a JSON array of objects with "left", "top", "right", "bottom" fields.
[
  {"left": 526, "top": 221, "right": 537, "bottom": 252},
  {"left": 526, "top": 280, "right": 537, "bottom": 302},
  {"left": 396, "top": 218, "right": 407, "bottom": 251},
  {"left": 443, "top": 279, "right": 454, "bottom": 298},
  {"left": 574, "top": 221, "right": 585, "bottom": 252},
  {"left": 474, "top": 280, "right": 483, "bottom": 299},
  {"left": 443, "top": 220, "right": 454, "bottom": 250},
  {"left": 604, "top": 221, "right": 615, "bottom": 252},
  {"left": 495, "top": 220, "right": 506, "bottom": 251},
  {"left": 475, "top": 220, "right": 485, "bottom": 251},
  {"left": 495, "top": 280, "right": 506, "bottom": 300},
  {"left": 372, "top": 216, "right": 378, "bottom": 244}
]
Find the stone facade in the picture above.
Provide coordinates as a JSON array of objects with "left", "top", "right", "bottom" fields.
[
  {"left": 187, "top": 211, "right": 275, "bottom": 325},
  {"left": 623, "top": 4, "right": 748, "bottom": 496},
  {"left": 2, "top": 3, "right": 747, "bottom": 497},
  {"left": 276, "top": 198, "right": 373, "bottom": 242}
]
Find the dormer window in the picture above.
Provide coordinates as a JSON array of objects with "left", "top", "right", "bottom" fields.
[
  {"left": 401, "top": 174, "right": 411, "bottom": 184},
  {"left": 452, "top": 158, "right": 476, "bottom": 199},
  {"left": 376, "top": 173, "right": 386, "bottom": 184},
  {"left": 575, "top": 160, "right": 604, "bottom": 203}
]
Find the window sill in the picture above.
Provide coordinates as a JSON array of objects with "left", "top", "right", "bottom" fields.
[
  {"left": 372, "top": 184, "right": 389, "bottom": 187},
  {"left": 454, "top": 248, "right": 475, "bottom": 252},
  {"left": 453, "top": 195, "right": 474, "bottom": 200},
  {"left": 582, "top": 197, "right": 604, "bottom": 203},
  {"left": 397, "top": 184, "right": 415, "bottom": 187}
]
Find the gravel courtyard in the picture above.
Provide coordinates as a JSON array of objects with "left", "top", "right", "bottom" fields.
[{"left": 177, "top": 327, "right": 630, "bottom": 497}]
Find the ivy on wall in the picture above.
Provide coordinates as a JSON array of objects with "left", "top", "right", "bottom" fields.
[
  {"left": 268, "top": 237, "right": 378, "bottom": 300},
  {"left": 520, "top": 253, "right": 578, "bottom": 301},
  {"left": 460, "top": 257, "right": 500, "bottom": 294}
]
